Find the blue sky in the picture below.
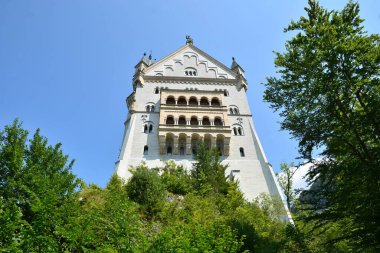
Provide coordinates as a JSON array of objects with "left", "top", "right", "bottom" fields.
[{"left": 1, "top": 0, "right": 379, "bottom": 187}]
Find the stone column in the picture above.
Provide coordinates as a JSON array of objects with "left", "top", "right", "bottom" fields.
[
  {"left": 159, "top": 135, "right": 166, "bottom": 155},
  {"left": 186, "top": 136, "right": 192, "bottom": 155},
  {"left": 211, "top": 136, "right": 217, "bottom": 149},
  {"left": 173, "top": 135, "right": 179, "bottom": 155}
]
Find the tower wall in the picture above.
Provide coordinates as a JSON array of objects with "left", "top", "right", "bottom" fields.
[
  {"left": 116, "top": 79, "right": 278, "bottom": 200},
  {"left": 114, "top": 41, "right": 290, "bottom": 217}
]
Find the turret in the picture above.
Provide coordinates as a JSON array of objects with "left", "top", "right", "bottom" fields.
[
  {"left": 132, "top": 53, "right": 149, "bottom": 90},
  {"left": 231, "top": 57, "right": 248, "bottom": 91}
]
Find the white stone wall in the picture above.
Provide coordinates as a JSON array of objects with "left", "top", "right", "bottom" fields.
[
  {"left": 116, "top": 80, "right": 276, "bottom": 200},
  {"left": 115, "top": 44, "right": 288, "bottom": 210}
]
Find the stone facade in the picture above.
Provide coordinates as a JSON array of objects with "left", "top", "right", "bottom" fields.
[{"left": 115, "top": 38, "right": 288, "bottom": 210}]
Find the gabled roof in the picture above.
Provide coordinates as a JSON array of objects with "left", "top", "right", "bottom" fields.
[{"left": 143, "top": 43, "right": 237, "bottom": 79}]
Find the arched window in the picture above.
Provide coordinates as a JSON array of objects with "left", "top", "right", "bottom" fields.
[
  {"left": 214, "top": 117, "right": 223, "bottom": 126},
  {"left": 178, "top": 116, "right": 187, "bottom": 125},
  {"left": 143, "top": 145, "right": 149, "bottom": 155},
  {"left": 239, "top": 147, "right": 245, "bottom": 157},
  {"left": 202, "top": 117, "right": 211, "bottom": 126},
  {"left": 224, "top": 90, "right": 229, "bottom": 96},
  {"left": 190, "top": 116, "right": 198, "bottom": 125},
  {"left": 167, "top": 146, "right": 172, "bottom": 155},
  {"left": 216, "top": 135, "right": 224, "bottom": 156},
  {"left": 166, "top": 116, "right": 174, "bottom": 125},
  {"left": 189, "top": 97, "right": 198, "bottom": 106},
  {"left": 229, "top": 106, "right": 239, "bottom": 115},
  {"left": 149, "top": 124, "right": 153, "bottom": 133},
  {"left": 179, "top": 134, "right": 186, "bottom": 156},
  {"left": 185, "top": 67, "right": 197, "bottom": 76},
  {"left": 146, "top": 103, "right": 155, "bottom": 112},
  {"left": 144, "top": 124, "right": 148, "bottom": 133},
  {"left": 154, "top": 87, "right": 160, "bottom": 94},
  {"left": 166, "top": 96, "right": 175, "bottom": 105},
  {"left": 200, "top": 97, "right": 209, "bottom": 106},
  {"left": 177, "top": 96, "right": 187, "bottom": 105},
  {"left": 232, "top": 124, "right": 243, "bottom": 135},
  {"left": 180, "top": 146, "right": 185, "bottom": 155},
  {"left": 211, "top": 97, "right": 220, "bottom": 106}
]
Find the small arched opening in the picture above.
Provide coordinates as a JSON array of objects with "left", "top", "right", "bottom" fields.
[
  {"left": 166, "top": 96, "right": 176, "bottom": 105},
  {"left": 202, "top": 117, "right": 211, "bottom": 126},
  {"left": 200, "top": 97, "right": 209, "bottom": 106},
  {"left": 177, "top": 96, "right": 187, "bottom": 105},
  {"left": 190, "top": 116, "right": 198, "bottom": 126},
  {"left": 178, "top": 116, "right": 187, "bottom": 125},
  {"left": 166, "top": 116, "right": 175, "bottom": 125},
  {"left": 214, "top": 117, "right": 223, "bottom": 126},
  {"left": 211, "top": 97, "right": 220, "bottom": 106},
  {"left": 189, "top": 96, "right": 198, "bottom": 106}
]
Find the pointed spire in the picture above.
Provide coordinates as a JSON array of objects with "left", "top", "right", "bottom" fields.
[
  {"left": 141, "top": 52, "right": 148, "bottom": 64},
  {"left": 148, "top": 51, "right": 152, "bottom": 65},
  {"left": 231, "top": 57, "right": 239, "bottom": 69}
]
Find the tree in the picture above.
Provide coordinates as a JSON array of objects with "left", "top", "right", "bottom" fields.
[
  {"left": 0, "top": 119, "right": 82, "bottom": 251},
  {"left": 126, "top": 163, "right": 166, "bottom": 215},
  {"left": 276, "top": 162, "right": 298, "bottom": 210},
  {"left": 160, "top": 160, "right": 192, "bottom": 195},
  {"left": 263, "top": 1, "right": 380, "bottom": 251},
  {"left": 191, "top": 142, "right": 230, "bottom": 195}
]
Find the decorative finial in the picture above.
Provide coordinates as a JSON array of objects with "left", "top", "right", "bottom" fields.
[
  {"left": 144, "top": 52, "right": 146, "bottom": 56},
  {"left": 232, "top": 57, "right": 235, "bottom": 61},
  {"left": 148, "top": 51, "right": 152, "bottom": 60},
  {"left": 186, "top": 35, "right": 193, "bottom": 45}
]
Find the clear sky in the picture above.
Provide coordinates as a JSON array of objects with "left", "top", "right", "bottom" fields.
[{"left": 1, "top": 0, "right": 379, "bottom": 187}]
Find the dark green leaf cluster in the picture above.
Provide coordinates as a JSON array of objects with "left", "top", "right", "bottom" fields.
[{"left": 264, "top": 0, "right": 380, "bottom": 251}]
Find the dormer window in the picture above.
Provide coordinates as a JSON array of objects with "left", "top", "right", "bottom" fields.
[{"left": 185, "top": 68, "right": 197, "bottom": 76}]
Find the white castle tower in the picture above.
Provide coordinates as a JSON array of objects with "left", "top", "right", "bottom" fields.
[{"left": 115, "top": 36, "right": 285, "bottom": 202}]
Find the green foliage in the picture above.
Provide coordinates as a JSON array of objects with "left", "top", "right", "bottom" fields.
[
  {"left": 149, "top": 221, "right": 244, "bottom": 253},
  {"left": 276, "top": 162, "right": 297, "bottom": 210},
  {"left": 0, "top": 119, "right": 82, "bottom": 252},
  {"left": 191, "top": 142, "right": 229, "bottom": 195},
  {"left": 264, "top": 1, "right": 380, "bottom": 251},
  {"left": 161, "top": 160, "right": 192, "bottom": 195},
  {"left": 126, "top": 163, "right": 166, "bottom": 215},
  {"left": 57, "top": 177, "right": 147, "bottom": 252},
  {"left": 0, "top": 120, "right": 292, "bottom": 252}
]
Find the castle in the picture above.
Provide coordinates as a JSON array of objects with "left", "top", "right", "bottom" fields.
[{"left": 115, "top": 37, "right": 286, "bottom": 203}]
